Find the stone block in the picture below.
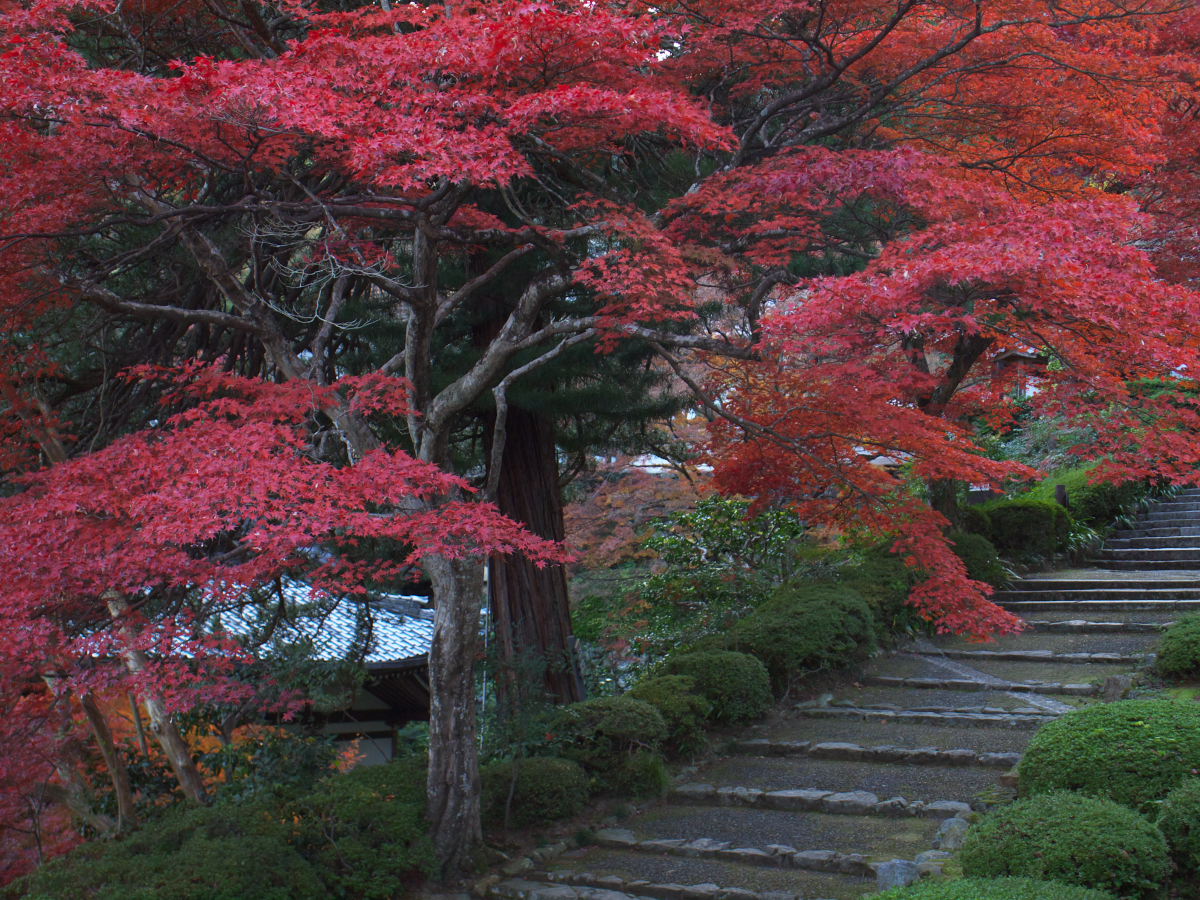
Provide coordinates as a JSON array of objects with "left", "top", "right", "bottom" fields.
[
  {"left": 933, "top": 816, "right": 971, "bottom": 850},
  {"left": 763, "top": 788, "right": 830, "bottom": 810},
  {"left": 809, "top": 741, "right": 864, "bottom": 759},
  {"left": 874, "top": 859, "right": 921, "bottom": 891},
  {"left": 822, "top": 790, "right": 880, "bottom": 814}
]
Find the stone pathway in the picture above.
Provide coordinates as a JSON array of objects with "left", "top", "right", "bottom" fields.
[{"left": 490, "top": 489, "right": 1200, "bottom": 900}]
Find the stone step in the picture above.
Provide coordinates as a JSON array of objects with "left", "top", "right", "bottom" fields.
[
  {"left": 921, "top": 647, "right": 1141, "bottom": 665},
  {"left": 1134, "top": 512, "right": 1200, "bottom": 524},
  {"left": 752, "top": 716, "right": 1036, "bottom": 755},
  {"left": 1142, "top": 501, "right": 1200, "bottom": 513},
  {"left": 928, "top": 630, "right": 1160, "bottom": 655},
  {"left": 861, "top": 676, "right": 1098, "bottom": 696},
  {"left": 998, "top": 587, "right": 1200, "bottom": 602},
  {"left": 591, "top": 812, "right": 942, "bottom": 874},
  {"left": 1091, "top": 559, "right": 1200, "bottom": 570},
  {"left": 691, "top": 755, "right": 1008, "bottom": 806},
  {"left": 729, "top": 738, "right": 1021, "bottom": 769},
  {"left": 796, "top": 706, "right": 1057, "bottom": 730},
  {"left": 825, "top": 684, "right": 1089, "bottom": 715},
  {"left": 490, "top": 876, "right": 661, "bottom": 900},
  {"left": 1116, "top": 525, "right": 1200, "bottom": 538},
  {"left": 1096, "top": 548, "right": 1200, "bottom": 562},
  {"left": 541, "top": 848, "right": 877, "bottom": 900},
  {"left": 1024, "top": 618, "right": 1168, "bottom": 633},
  {"left": 1002, "top": 597, "right": 1200, "bottom": 611},
  {"left": 1107, "top": 536, "right": 1200, "bottom": 549},
  {"left": 864, "top": 657, "right": 1132, "bottom": 691}
]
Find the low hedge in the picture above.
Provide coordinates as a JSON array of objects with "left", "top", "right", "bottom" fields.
[
  {"left": 550, "top": 696, "right": 667, "bottom": 790},
  {"left": 1157, "top": 777, "right": 1200, "bottom": 876},
  {"left": 960, "top": 792, "right": 1170, "bottom": 900},
  {"left": 662, "top": 650, "right": 771, "bottom": 723},
  {"left": 627, "top": 675, "right": 711, "bottom": 757},
  {"left": 946, "top": 529, "right": 1008, "bottom": 587},
  {"left": 1157, "top": 614, "right": 1200, "bottom": 680},
  {"left": 480, "top": 756, "right": 589, "bottom": 829},
  {"left": 838, "top": 545, "right": 921, "bottom": 635},
  {"left": 729, "top": 581, "right": 876, "bottom": 688},
  {"left": 974, "top": 498, "right": 1071, "bottom": 558},
  {"left": 1018, "top": 699, "right": 1200, "bottom": 812},
  {"left": 873, "top": 876, "right": 1115, "bottom": 900},
  {"left": 1022, "top": 463, "right": 1147, "bottom": 528}
]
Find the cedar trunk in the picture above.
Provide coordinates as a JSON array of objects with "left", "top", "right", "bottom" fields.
[
  {"left": 424, "top": 553, "right": 486, "bottom": 877},
  {"left": 489, "top": 406, "right": 584, "bottom": 705}
]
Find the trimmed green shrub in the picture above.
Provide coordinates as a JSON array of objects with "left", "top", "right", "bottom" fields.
[
  {"left": 551, "top": 696, "right": 667, "bottom": 782},
  {"left": 609, "top": 750, "right": 670, "bottom": 798},
  {"left": 1157, "top": 777, "right": 1200, "bottom": 876},
  {"left": 292, "top": 755, "right": 436, "bottom": 899},
  {"left": 730, "top": 581, "right": 875, "bottom": 688},
  {"left": 960, "top": 504, "right": 992, "bottom": 538},
  {"left": 17, "top": 802, "right": 326, "bottom": 900},
  {"left": 947, "top": 530, "right": 1008, "bottom": 588},
  {"left": 976, "top": 498, "right": 1071, "bottom": 557},
  {"left": 960, "top": 792, "right": 1170, "bottom": 900},
  {"left": 662, "top": 650, "right": 771, "bottom": 723},
  {"left": 1022, "top": 463, "right": 1148, "bottom": 528},
  {"left": 628, "top": 674, "right": 711, "bottom": 757},
  {"left": 1018, "top": 699, "right": 1200, "bottom": 812},
  {"left": 480, "top": 756, "right": 588, "bottom": 829},
  {"left": 1157, "top": 614, "right": 1200, "bottom": 680},
  {"left": 873, "top": 876, "right": 1115, "bottom": 900}
]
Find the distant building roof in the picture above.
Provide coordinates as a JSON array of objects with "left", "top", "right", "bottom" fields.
[{"left": 212, "top": 579, "right": 434, "bottom": 667}]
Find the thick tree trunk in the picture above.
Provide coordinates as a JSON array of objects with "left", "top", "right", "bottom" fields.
[
  {"left": 424, "top": 554, "right": 486, "bottom": 878},
  {"left": 928, "top": 478, "right": 961, "bottom": 529},
  {"left": 489, "top": 406, "right": 584, "bottom": 706},
  {"left": 104, "top": 593, "right": 209, "bottom": 805}
]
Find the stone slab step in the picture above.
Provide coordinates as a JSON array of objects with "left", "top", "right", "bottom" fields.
[
  {"left": 1002, "top": 597, "right": 1200, "bottom": 610},
  {"left": 998, "top": 588, "right": 1200, "bottom": 602},
  {"left": 923, "top": 647, "right": 1141, "bottom": 665},
  {"left": 1107, "top": 536, "right": 1200, "bottom": 549},
  {"left": 1142, "top": 501, "right": 1200, "bottom": 512},
  {"left": 863, "top": 652, "right": 1135, "bottom": 688},
  {"left": 861, "top": 675, "right": 1098, "bottom": 696},
  {"left": 1091, "top": 559, "right": 1200, "bottom": 571},
  {"left": 1023, "top": 618, "right": 1168, "bottom": 633},
  {"left": 826, "top": 684, "right": 1088, "bottom": 714},
  {"left": 928, "top": 630, "right": 1160, "bottom": 655},
  {"left": 1116, "top": 526, "right": 1200, "bottom": 538},
  {"left": 1096, "top": 548, "right": 1200, "bottom": 562},
  {"left": 592, "top": 813, "right": 939, "bottom": 874},
  {"left": 796, "top": 706, "right": 1056, "bottom": 730},
  {"left": 542, "top": 848, "right": 875, "bottom": 900},
  {"left": 692, "top": 756, "right": 1004, "bottom": 806},
  {"left": 729, "top": 738, "right": 1020, "bottom": 769},
  {"left": 1132, "top": 514, "right": 1200, "bottom": 525},
  {"left": 752, "top": 716, "right": 1035, "bottom": 755}
]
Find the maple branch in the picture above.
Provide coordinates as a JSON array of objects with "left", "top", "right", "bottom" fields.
[
  {"left": 483, "top": 329, "right": 597, "bottom": 503},
  {"left": 74, "top": 279, "right": 263, "bottom": 336}
]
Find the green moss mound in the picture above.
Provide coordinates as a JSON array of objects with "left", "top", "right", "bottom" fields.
[
  {"left": 960, "top": 792, "right": 1170, "bottom": 900},
  {"left": 729, "top": 581, "right": 875, "bottom": 689},
  {"left": 1157, "top": 614, "right": 1200, "bottom": 680},
  {"left": 662, "top": 650, "right": 771, "bottom": 723},
  {"left": 628, "top": 674, "right": 711, "bottom": 757},
  {"left": 1157, "top": 777, "right": 1200, "bottom": 876},
  {"left": 1018, "top": 699, "right": 1200, "bottom": 812},
  {"left": 946, "top": 529, "right": 1008, "bottom": 588},
  {"left": 480, "top": 756, "right": 589, "bottom": 829},
  {"left": 975, "top": 498, "right": 1071, "bottom": 557},
  {"left": 551, "top": 696, "right": 667, "bottom": 790},
  {"left": 873, "top": 876, "right": 1115, "bottom": 900}
]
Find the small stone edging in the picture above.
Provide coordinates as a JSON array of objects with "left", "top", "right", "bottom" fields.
[
  {"left": 731, "top": 738, "right": 1022, "bottom": 768},
  {"left": 923, "top": 648, "right": 1142, "bottom": 664},
  {"left": 1027, "top": 620, "right": 1166, "bottom": 633},
  {"left": 669, "top": 782, "right": 976, "bottom": 818},
  {"left": 797, "top": 706, "right": 1056, "bottom": 728}
]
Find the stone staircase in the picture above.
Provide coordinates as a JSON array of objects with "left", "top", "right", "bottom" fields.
[{"left": 489, "top": 489, "right": 1200, "bottom": 900}]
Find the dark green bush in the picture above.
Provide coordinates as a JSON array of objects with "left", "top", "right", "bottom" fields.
[
  {"left": 609, "top": 750, "right": 670, "bottom": 798},
  {"left": 662, "top": 650, "right": 771, "bottom": 723},
  {"left": 480, "top": 756, "right": 589, "bottom": 829},
  {"left": 1021, "top": 463, "right": 1148, "bottom": 528},
  {"left": 17, "top": 802, "right": 326, "bottom": 900},
  {"left": 730, "top": 581, "right": 875, "bottom": 688},
  {"left": 1018, "top": 699, "right": 1200, "bottom": 812},
  {"left": 1157, "top": 614, "right": 1200, "bottom": 680},
  {"left": 976, "top": 498, "right": 1071, "bottom": 557},
  {"left": 291, "top": 755, "right": 436, "bottom": 898},
  {"left": 873, "top": 876, "right": 1115, "bottom": 900},
  {"left": 628, "top": 674, "right": 711, "bottom": 757},
  {"left": 947, "top": 530, "right": 1008, "bottom": 588},
  {"left": 551, "top": 696, "right": 667, "bottom": 784},
  {"left": 960, "top": 792, "right": 1170, "bottom": 900},
  {"left": 960, "top": 504, "right": 992, "bottom": 538},
  {"left": 1157, "top": 777, "right": 1200, "bottom": 876}
]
